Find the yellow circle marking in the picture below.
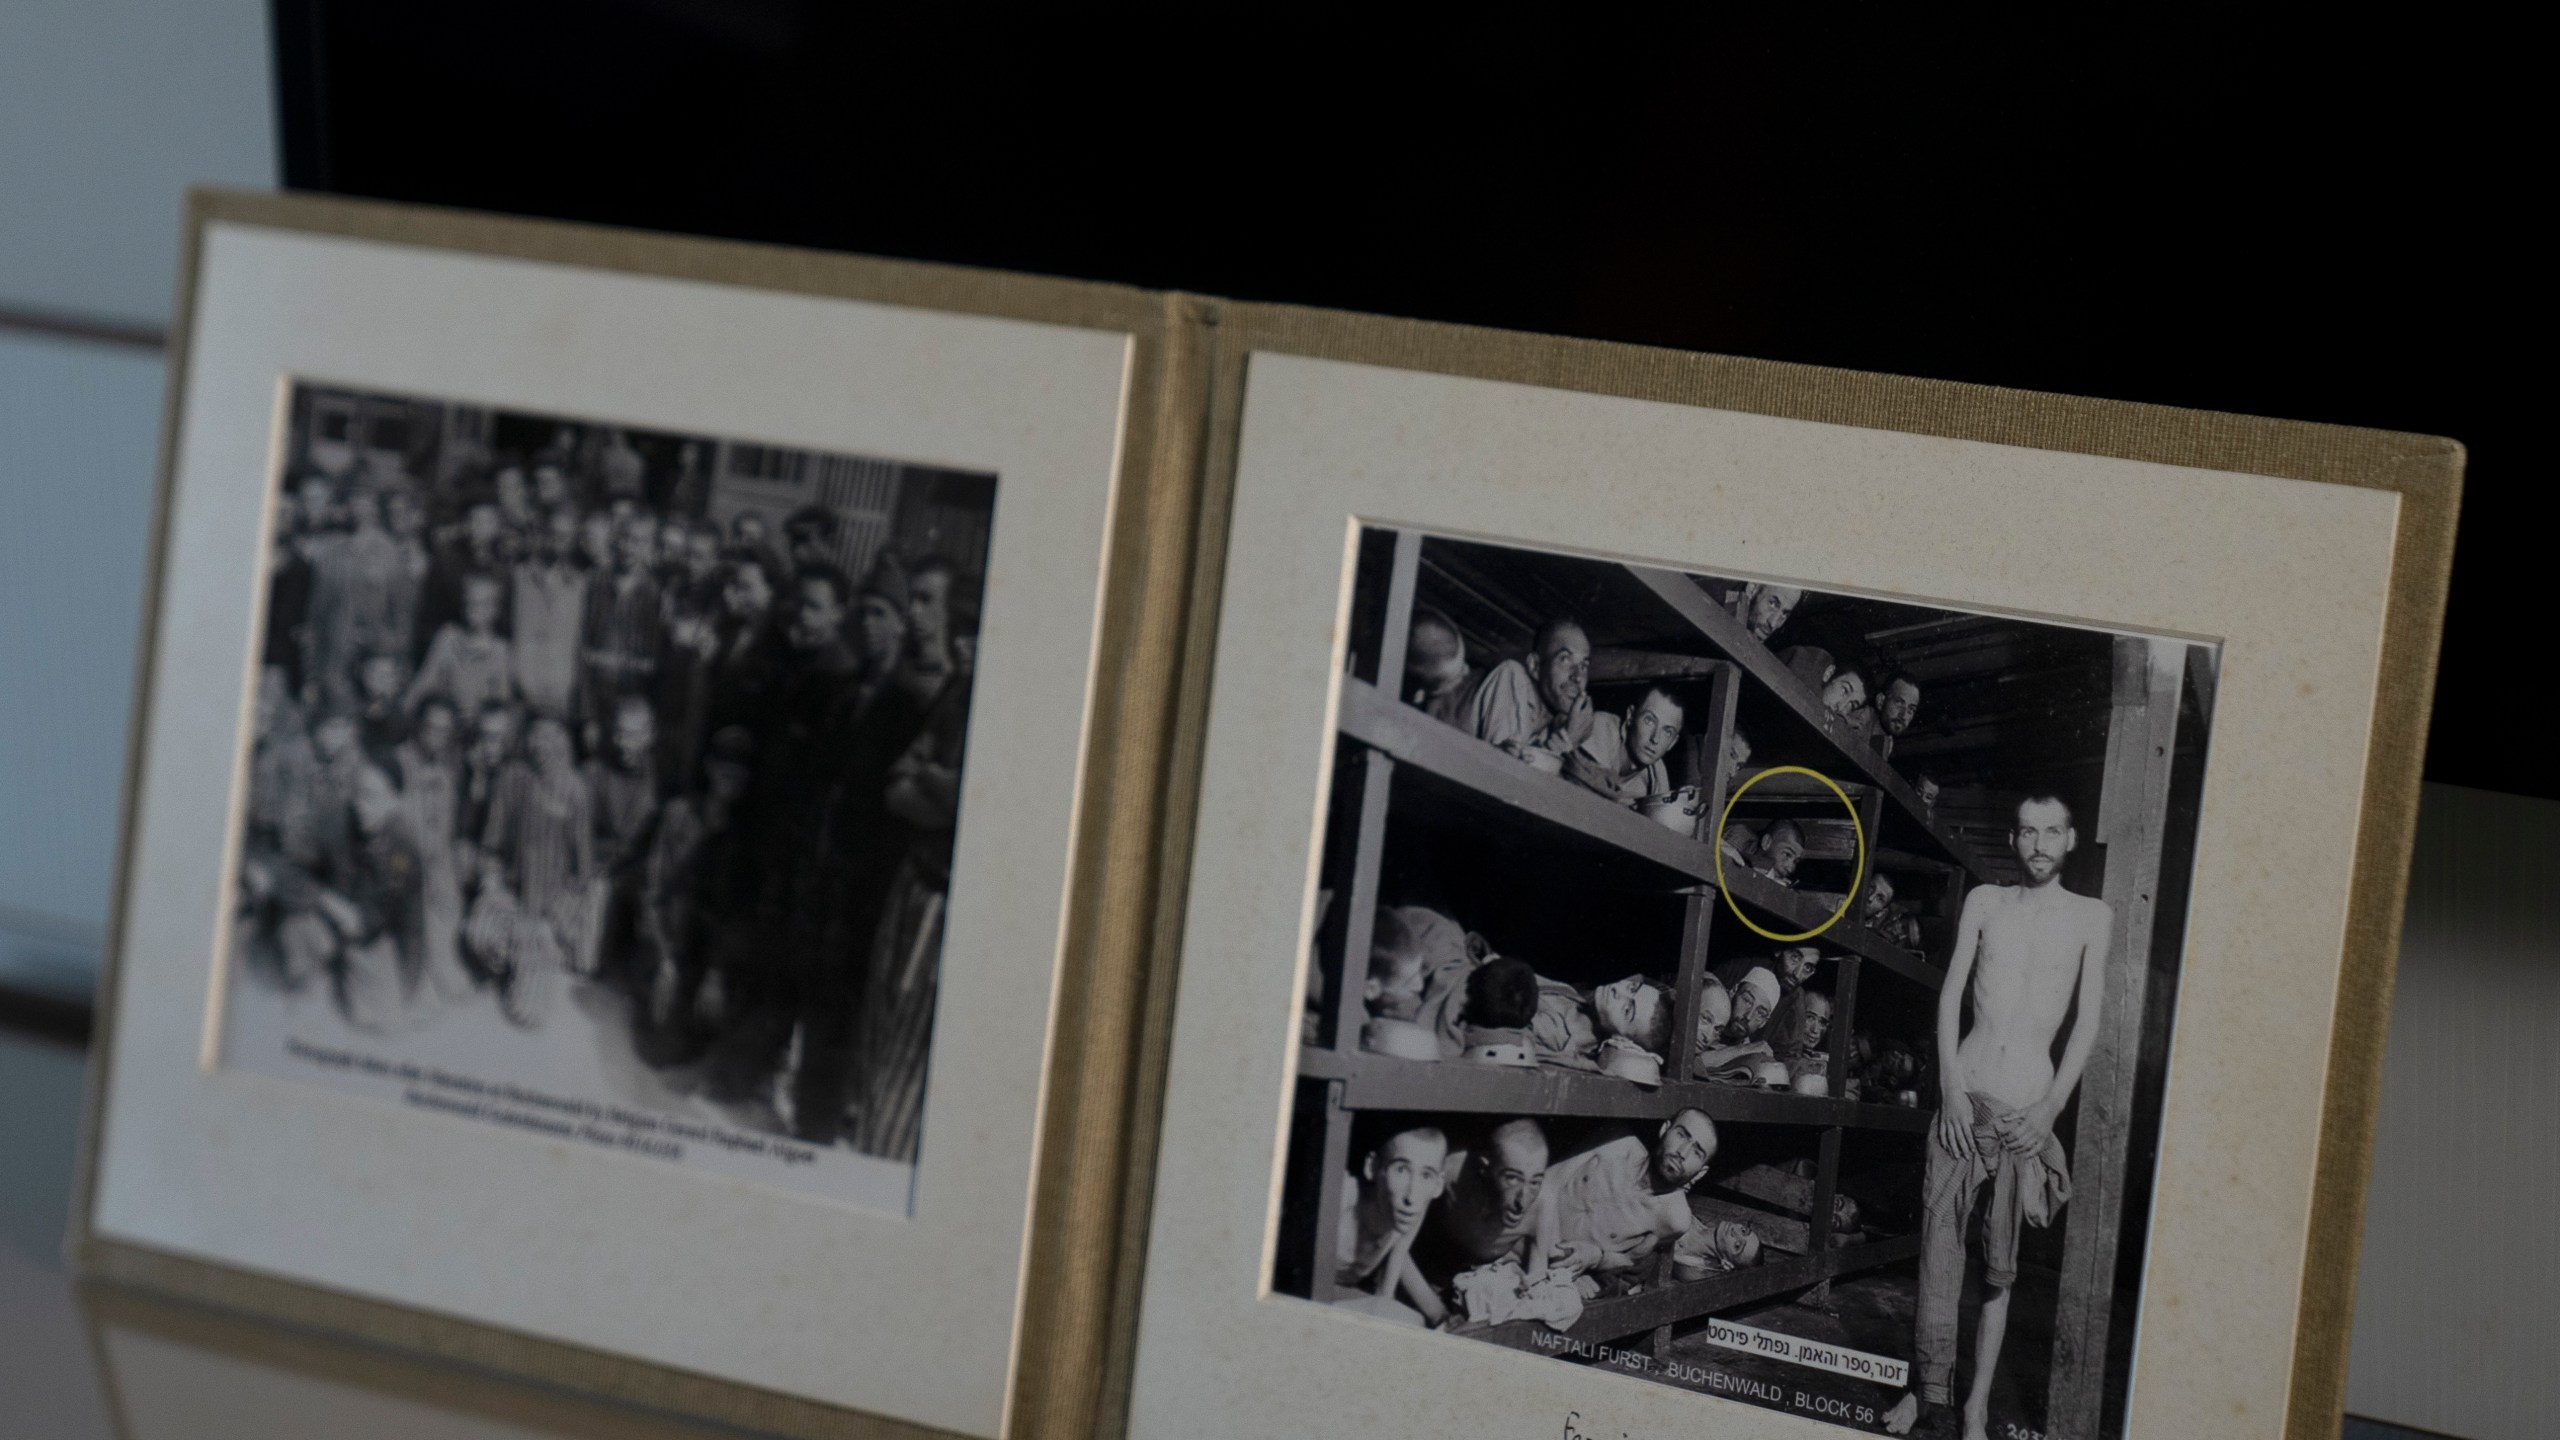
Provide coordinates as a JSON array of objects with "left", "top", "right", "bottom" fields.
[{"left": 1713, "top": 764, "right": 1868, "bottom": 942}]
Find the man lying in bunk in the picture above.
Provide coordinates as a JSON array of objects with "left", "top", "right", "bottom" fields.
[
  {"left": 1694, "top": 964, "right": 1786, "bottom": 1081},
  {"left": 1563, "top": 684, "right": 1685, "bottom": 806},
  {"left": 1356, "top": 903, "right": 1487, "bottom": 1059},
  {"left": 1882, "top": 793, "right": 2108, "bottom": 1440},
  {"left": 1755, "top": 945, "right": 1826, "bottom": 1067},
  {"left": 1457, "top": 616, "right": 1593, "bottom": 770},
  {"left": 1411, "top": 1118, "right": 1600, "bottom": 1330},
  {"left": 1411, "top": 1118, "right": 1549, "bottom": 1285},
  {"left": 1402, "top": 607, "right": 1480, "bottom": 728},
  {"left": 1724, "top": 581, "right": 1803, "bottom": 642},
  {"left": 1720, "top": 818, "right": 1808, "bottom": 886},
  {"left": 1722, "top": 728, "right": 1754, "bottom": 788},
  {"left": 1335, "top": 1121, "right": 1453, "bottom": 1327},
  {"left": 1537, "top": 965, "right": 1675, "bottom": 1076},
  {"left": 1861, "top": 872, "right": 1926, "bottom": 949},
  {"left": 1534, "top": 1110, "right": 1730, "bottom": 1292},
  {"left": 1861, "top": 670, "right": 1922, "bottom": 761}
]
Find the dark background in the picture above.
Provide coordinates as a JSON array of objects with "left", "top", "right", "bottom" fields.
[{"left": 270, "top": 3, "right": 2536, "bottom": 798}]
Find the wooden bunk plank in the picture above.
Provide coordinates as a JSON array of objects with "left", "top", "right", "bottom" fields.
[
  {"left": 1588, "top": 649, "right": 1738, "bottom": 685},
  {"left": 1620, "top": 564, "right": 1992, "bottom": 882},
  {"left": 1335, "top": 673, "right": 1942, "bottom": 988},
  {"left": 1336, "top": 676, "right": 1722, "bottom": 884},
  {"left": 1306, "top": 1049, "right": 1935, "bottom": 1132},
  {"left": 1689, "top": 1193, "right": 1853, "bottom": 1256},
  {"left": 1466, "top": 1234, "right": 1924, "bottom": 1350},
  {"left": 2047, "top": 636, "right": 2186, "bottom": 1436},
  {"left": 1720, "top": 868, "right": 1941, "bottom": 991},
  {"left": 1307, "top": 1080, "right": 1356, "bottom": 1304}
]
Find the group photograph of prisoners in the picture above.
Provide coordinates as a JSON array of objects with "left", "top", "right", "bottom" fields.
[
  {"left": 1274, "top": 526, "right": 2217, "bottom": 1439},
  {"left": 219, "top": 382, "right": 991, "bottom": 1209}
]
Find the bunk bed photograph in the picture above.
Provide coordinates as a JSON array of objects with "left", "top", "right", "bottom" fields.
[{"left": 1271, "top": 524, "right": 2214, "bottom": 1439}]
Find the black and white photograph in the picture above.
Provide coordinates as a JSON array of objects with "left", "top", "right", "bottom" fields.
[
  {"left": 1273, "top": 525, "right": 2216, "bottom": 1439},
  {"left": 219, "top": 381, "right": 994, "bottom": 1212}
]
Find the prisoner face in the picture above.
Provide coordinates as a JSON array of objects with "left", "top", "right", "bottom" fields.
[
  {"left": 1593, "top": 976, "right": 1660, "bottom": 1047},
  {"left": 685, "top": 531, "right": 722, "bottom": 577},
  {"left": 1734, "top": 986, "right": 1775, "bottom": 1037},
  {"left": 533, "top": 465, "right": 569, "bottom": 508},
  {"left": 359, "top": 656, "right": 402, "bottom": 701},
  {"left": 580, "top": 514, "right": 615, "bottom": 564},
  {"left": 1779, "top": 947, "right": 1820, "bottom": 985},
  {"left": 1530, "top": 624, "right": 1590, "bottom": 716},
  {"left": 473, "top": 710, "right": 515, "bottom": 759},
  {"left": 463, "top": 578, "right": 503, "bottom": 632},
  {"left": 314, "top": 716, "right": 357, "bottom": 759},
  {"left": 466, "top": 504, "right": 504, "bottom": 548},
  {"left": 1748, "top": 589, "right": 1793, "bottom": 639},
  {"left": 1698, "top": 983, "right": 1732, "bottom": 1037},
  {"left": 725, "top": 561, "right": 772, "bottom": 618},
  {"left": 1800, "top": 991, "right": 1834, "bottom": 1049},
  {"left": 1629, "top": 690, "right": 1685, "bottom": 769},
  {"left": 1712, "top": 1220, "right": 1762, "bottom": 1268},
  {"left": 1766, "top": 830, "right": 1805, "bottom": 878},
  {"left": 1882, "top": 678, "right": 1921, "bottom": 735},
  {"left": 528, "top": 720, "right": 573, "bottom": 774},
  {"left": 2014, "top": 797, "right": 2073, "bottom": 882},
  {"left": 793, "top": 577, "right": 847, "bottom": 650},
  {"left": 351, "top": 767, "right": 399, "bottom": 832},
  {"left": 1370, "top": 1131, "right": 1448, "bottom": 1235},
  {"left": 616, "top": 515, "right": 657, "bottom": 572},
  {"left": 612, "top": 704, "right": 655, "bottom": 767},
  {"left": 1864, "top": 875, "right": 1895, "bottom": 920},
  {"left": 297, "top": 479, "right": 336, "bottom": 529},
  {"left": 415, "top": 704, "right": 457, "bottom": 756},
  {"left": 1405, "top": 620, "right": 1467, "bottom": 694},
  {"left": 856, "top": 593, "right": 906, "bottom": 664},
  {"left": 1485, "top": 1126, "right": 1550, "bottom": 1229},
  {"left": 544, "top": 510, "right": 578, "bottom": 559},
  {"left": 1820, "top": 672, "right": 1866, "bottom": 717},
  {"left": 1654, "top": 1111, "right": 1718, "bottom": 1189},
  {"left": 1723, "top": 733, "right": 1752, "bottom": 785},
  {"left": 658, "top": 521, "right": 688, "bottom": 564},
  {"left": 908, "top": 569, "right": 952, "bottom": 652}
]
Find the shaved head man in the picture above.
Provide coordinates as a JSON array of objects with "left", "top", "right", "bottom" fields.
[
  {"left": 1864, "top": 671, "right": 1923, "bottom": 760},
  {"left": 1886, "top": 794, "right": 2112, "bottom": 1440},
  {"left": 1404, "top": 607, "right": 1480, "bottom": 727},
  {"left": 1417, "top": 1118, "right": 1553, "bottom": 1281},
  {"left": 1730, "top": 582, "right": 1802, "bottom": 642},
  {"left": 1459, "top": 615, "right": 1595, "bottom": 767}
]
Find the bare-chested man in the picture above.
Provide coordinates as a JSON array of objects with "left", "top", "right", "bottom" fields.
[
  {"left": 1885, "top": 794, "right": 2110, "bottom": 1439},
  {"left": 1460, "top": 617, "right": 1593, "bottom": 769},
  {"left": 1413, "top": 1118, "right": 1551, "bottom": 1286}
]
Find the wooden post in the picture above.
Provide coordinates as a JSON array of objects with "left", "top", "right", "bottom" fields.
[
  {"left": 1671, "top": 893, "right": 1715, "bottom": 1084},
  {"left": 1324, "top": 530, "right": 1421, "bottom": 1055},
  {"left": 1804, "top": 1125, "right": 1843, "bottom": 1304},
  {"left": 1827, "top": 954, "right": 1861, "bottom": 1103},
  {"left": 1698, "top": 661, "right": 1741, "bottom": 846},
  {"left": 2046, "top": 638, "right": 2185, "bottom": 1437},
  {"left": 1307, "top": 1080, "right": 1356, "bottom": 1303},
  {"left": 1669, "top": 663, "right": 1737, "bottom": 1086},
  {"left": 1312, "top": 530, "right": 1423, "bottom": 1300}
]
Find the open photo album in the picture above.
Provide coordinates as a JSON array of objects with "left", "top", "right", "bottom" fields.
[{"left": 74, "top": 192, "right": 2459, "bottom": 1440}]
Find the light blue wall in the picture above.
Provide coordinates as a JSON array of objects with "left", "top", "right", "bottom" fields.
[
  {"left": 0, "top": 0, "right": 276, "bottom": 326},
  {"left": 0, "top": 0, "right": 272, "bottom": 992},
  {"left": 0, "top": 334, "right": 164, "bottom": 995}
]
